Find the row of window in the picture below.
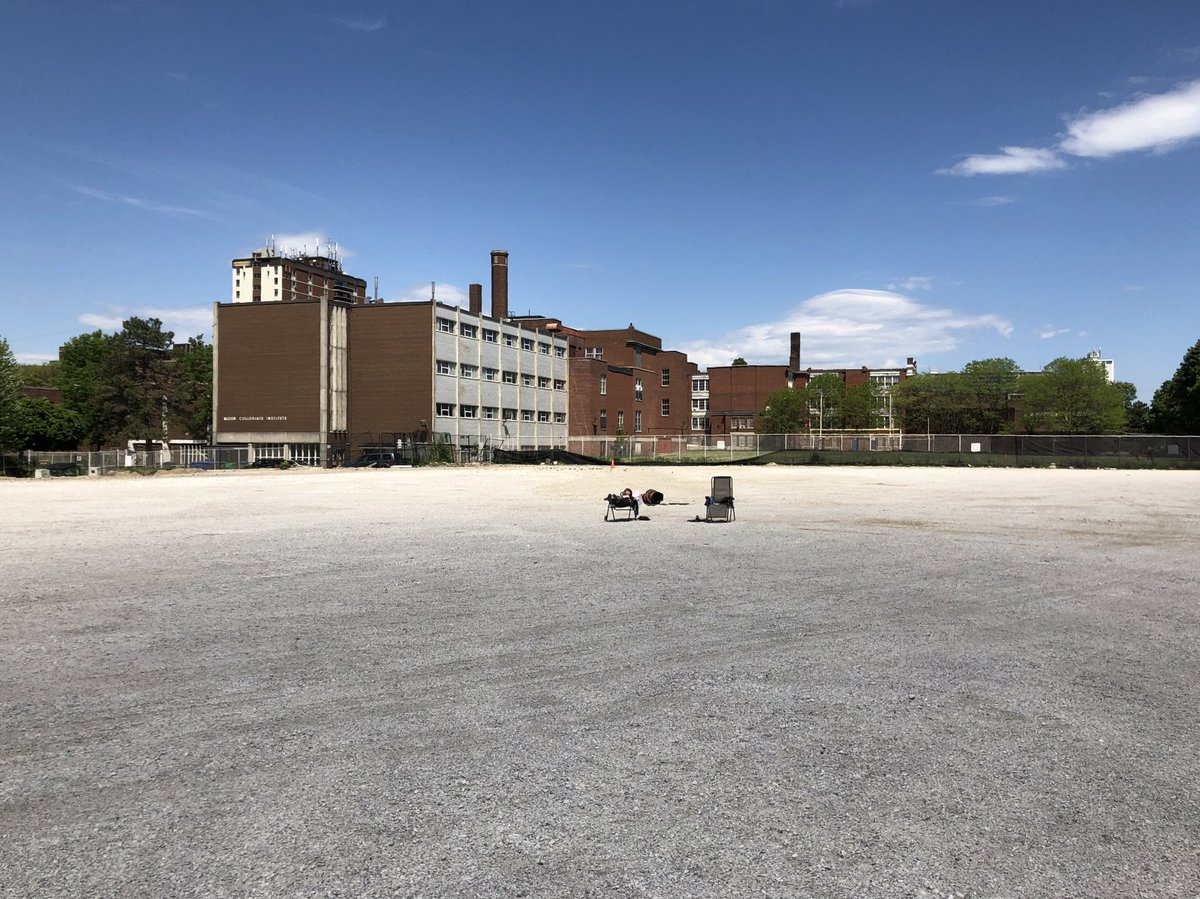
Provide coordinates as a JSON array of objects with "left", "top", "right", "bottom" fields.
[
  {"left": 436, "top": 318, "right": 567, "bottom": 357},
  {"left": 436, "top": 360, "right": 565, "bottom": 389},
  {"left": 435, "top": 404, "right": 566, "bottom": 423},
  {"left": 597, "top": 409, "right": 642, "bottom": 433}
]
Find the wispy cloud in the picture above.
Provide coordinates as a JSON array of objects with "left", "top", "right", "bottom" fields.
[
  {"left": 15, "top": 352, "right": 57, "bottom": 364},
  {"left": 1060, "top": 79, "right": 1200, "bottom": 157},
  {"left": 72, "top": 185, "right": 221, "bottom": 221},
  {"left": 392, "top": 282, "right": 468, "bottom": 305},
  {"left": 940, "top": 79, "right": 1200, "bottom": 176},
  {"left": 673, "top": 289, "right": 1012, "bottom": 370},
  {"left": 972, "top": 195, "right": 1016, "bottom": 207},
  {"left": 332, "top": 17, "right": 386, "bottom": 32},
  {"left": 887, "top": 276, "right": 934, "bottom": 292},
  {"left": 1039, "top": 326, "right": 1070, "bottom": 339},
  {"left": 566, "top": 262, "right": 596, "bottom": 270},
  {"left": 78, "top": 304, "right": 213, "bottom": 337},
  {"left": 1123, "top": 284, "right": 1147, "bottom": 292},
  {"left": 938, "top": 147, "right": 1065, "bottom": 177}
]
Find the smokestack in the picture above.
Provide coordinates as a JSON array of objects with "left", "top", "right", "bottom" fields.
[
  {"left": 491, "top": 250, "right": 509, "bottom": 320},
  {"left": 789, "top": 332, "right": 801, "bottom": 373},
  {"left": 468, "top": 283, "right": 482, "bottom": 316}
]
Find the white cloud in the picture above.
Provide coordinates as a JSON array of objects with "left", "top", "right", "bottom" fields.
[
  {"left": 938, "top": 146, "right": 1065, "bottom": 176},
  {"left": 1123, "top": 284, "right": 1147, "bottom": 293},
  {"left": 15, "top": 352, "right": 57, "bottom": 364},
  {"left": 332, "top": 17, "right": 386, "bottom": 32},
  {"left": 1060, "top": 80, "right": 1200, "bottom": 157},
  {"left": 73, "top": 185, "right": 221, "bottom": 220},
  {"left": 392, "top": 282, "right": 469, "bottom": 306},
  {"left": 673, "top": 289, "right": 1012, "bottom": 370},
  {"left": 887, "top": 276, "right": 934, "bottom": 292},
  {"left": 78, "top": 305, "right": 213, "bottom": 337},
  {"left": 1039, "top": 326, "right": 1070, "bottom": 339},
  {"left": 973, "top": 195, "right": 1016, "bottom": 207}
]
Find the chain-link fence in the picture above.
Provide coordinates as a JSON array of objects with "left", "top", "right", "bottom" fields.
[{"left": 560, "top": 433, "right": 1198, "bottom": 467}]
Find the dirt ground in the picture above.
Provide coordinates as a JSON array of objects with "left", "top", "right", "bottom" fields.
[{"left": 2, "top": 464, "right": 1198, "bottom": 898}]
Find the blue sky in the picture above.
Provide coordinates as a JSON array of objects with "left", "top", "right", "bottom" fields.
[{"left": 2, "top": 1, "right": 1198, "bottom": 399}]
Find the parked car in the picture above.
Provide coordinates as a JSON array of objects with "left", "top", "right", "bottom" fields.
[
  {"left": 249, "top": 458, "right": 285, "bottom": 469},
  {"left": 347, "top": 453, "right": 398, "bottom": 468}
]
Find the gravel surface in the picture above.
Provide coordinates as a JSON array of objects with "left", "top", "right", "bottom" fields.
[{"left": 2, "top": 464, "right": 1198, "bottom": 898}]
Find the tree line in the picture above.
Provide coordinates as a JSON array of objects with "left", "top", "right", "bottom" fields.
[
  {"left": 0, "top": 318, "right": 212, "bottom": 453},
  {"left": 758, "top": 346, "right": 1200, "bottom": 435}
]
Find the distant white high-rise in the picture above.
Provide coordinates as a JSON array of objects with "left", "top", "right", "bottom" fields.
[{"left": 1087, "top": 349, "right": 1115, "bottom": 382}]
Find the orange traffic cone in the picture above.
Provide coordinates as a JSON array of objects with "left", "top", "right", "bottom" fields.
[{"left": 610, "top": 458, "right": 615, "bottom": 471}]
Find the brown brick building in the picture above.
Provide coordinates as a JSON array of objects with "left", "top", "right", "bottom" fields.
[
  {"left": 705, "top": 333, "right": 917, "bottom": 440},
  {"left": 213, "top": 252, "right": 570, "bottom": 464}
]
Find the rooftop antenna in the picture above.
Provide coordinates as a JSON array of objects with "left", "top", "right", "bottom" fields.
[
  {"left": 374, "top": 276, "right": 379, "bottom": 303},
  {"left": 431, "top": 281, "right": 436, "bottom": 301}
]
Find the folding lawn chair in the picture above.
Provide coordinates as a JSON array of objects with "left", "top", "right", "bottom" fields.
[
  {"left": 705, "top": 476, "right": 735, "bottom": 522},
  {"left": 605, "top": 493, "right": 639, "bottom": 521}
]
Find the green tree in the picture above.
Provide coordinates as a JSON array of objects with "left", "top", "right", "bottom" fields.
[
  {"left": 892, "top": 371, "right": 965, "bottom": 433},
  {"left": 760, "top": 387, "right": 810, "bottom": 433},
  {"left": 959, "top": 358, "right": 1020, "bottom": 433},
  {"left": 1020, "top": 356, "right": 1126, "bottom": 434},
  {"left": 806, "top": 373, "right": 846, "bottom": 429},
  {"left": 14, "top": 359, "right": 61, "bottom": 388},
  {"left": 95, "top": 317, "right": 176, "bottom": 449},
  {"left": 1149, "top": 339, "right": 1200, "bottom": 433},
  {"left": 173, "top": 335, "right": 213, "bottom": 441},
  {"left": 58, "top": 330, "right": 112, "bottom": 449},
  {"left": 13, "top": 398, "right": 85, "bottom": 451},
  {"left": 731, "top": 357, "right": 748, "bottom": 366},
  {"left": 0, "top": 337, "right": 18, "bottom": 451},
  {"left": 841, "top": 381, "right": 881, "bottom": 430}
]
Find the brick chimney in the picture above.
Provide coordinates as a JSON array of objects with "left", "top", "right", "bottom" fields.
[
  {"left": 789, "top": 332, "right": 801, "bottom": 372},
  {"left": 491, "top": 250, "right": 509, "bottom": 319},
  {"left": 468, "top": 283, "right": 482, "bottom": 316}
]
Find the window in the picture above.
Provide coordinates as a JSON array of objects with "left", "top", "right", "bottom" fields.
[
  {"left": 635, "top": 378, "right": 643, "bottom": 401},
  {"left": 503, "top": 370, "right": 517, "bottom": 384},
  {"left": 502, "top": 408, "right": 517, "bottom": 421},
  {"left": 521, "top": 337, "right": 535, "bottom": 351},
  {"left": 634, "top": 348, "right": 642, "bottom": 368},
  {"left": 522, "top": 373, "right": 535, "bottom": 387},
  {"left": 460, "top": 405, "right": 477, "bottom": 418},
  {"left": 599, "top": 375, "right": 607, "bottom": 396},
  {"left": 522, "top": 409, "right": 534, "bottom": 422},
  {"left": 436, "top": 359, "right": 454, "bottom": 375},
  {"left": 617, "top": 411, "right": 625, "bottom": 431},
  {"left": 692, "top": 377, "right": 709, "bottom": 392},
  {"left": 692, "top": 398, "right": 708, "bottom": 412},
  {"left": 482, "top": 406, "right": 498, "bottom": 419},
  {"left": 503, "top": 333, "right": 517, "bottom": 347},
  {"left": 554, "top": 346, "right": 566, "bottom": 358},
  {"left": 692, "top": 416, "right": 705, "bottom": 431},
  {"left": 553, "top": 379, "right": 565, "bottom": 391},
  {"left": 436, "top": 402, "right": 455, "bottom": 417},
  {"left": 482, "top": 367, "right": 498, "bottom": 381},
  {"left": 538, "top": 410, "right": 550, "bottom": 422},
  {"left": 459, "top": 323, "right": 477, "bottom": 339},
  {"left": 538, "top": 342, "right": 550, "bottom": 355},
  {"left": 437, "top": 318, "right": 454, "bottom": 333},
  {"left": 554, "top": 412, "right": 566, "bottom": 424},
  {"left": 661, "top": 399, "right": 670, "bottom": 417},
  {"left": 482, "top": 329, "right": 499, "bottom": 343},
  {"left": 460, "top": 364, "right": 478, "bottom": 379},
  {"left": 585, "top": 347, "right": 603, "bottom": 359},
  {"left": 635, "top": 411, "right": 643, "bottom": 433},
  {"left": 599, "top": 409, "right": 607, "bottom": 432},
  {"left": 662, "top": 368, "right": 670, "bottom": 387},
  {"left": 537, "top": 376, "right": 550, "bottom": 389}
]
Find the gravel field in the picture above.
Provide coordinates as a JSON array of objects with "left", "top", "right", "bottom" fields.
[{"left": 2, "top": 464, "right": 1198, "bottom": 898}]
